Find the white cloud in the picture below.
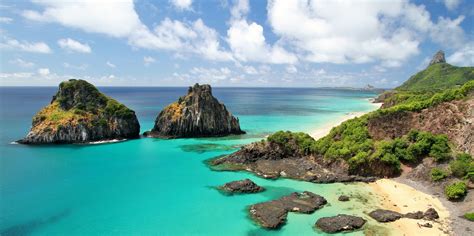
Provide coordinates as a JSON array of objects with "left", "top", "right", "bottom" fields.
[
  {"left": 0, "top": 37, "right": 51, "bottom": 53},
  {"left": 144, "top": 56, "right": 156, "bottom": 66},
  {"left": 443, "top": 0, "right": 461, "bottom": 10},
  {"left": 0, "top": 72, "right": 34, "bottom": 79},
  {"left": 0, "top": 17, "right": 12, "bottom": 23},
  {"left": 286, "top": 65, "right": 297, "bottom": 74},
  {"left": 430, "top": 16, "right": 465, "bottom": 49},
  {"left": 447, "top": 43, "right": 474, "bottom": 66},
  {"left": 106, "top": 61, "right": 116, "bottom": 68},
  {"left": 227, "top": 0, "right": 297, "bottom": 64},
  {"left": 9, "top": 58, "right": 35, "bottom": 68},
  {"left": 58, "top": 38, "right": 91, "bottom": 53},
  {"left": 23, "top": 0, "right": 231, "bottom": 61},
  {"left": 38, "top": 68, "right": 50, "bottom": 76},
  {"left": 170, "top": 0, "right": 193, "bottom": 10},
  {"left": 63, "top": 62, "right": 87, "bottom": 70}
]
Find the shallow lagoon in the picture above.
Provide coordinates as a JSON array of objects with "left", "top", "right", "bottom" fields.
[{"left": 0, "top": 87, "right": 387, "bottom": 235}]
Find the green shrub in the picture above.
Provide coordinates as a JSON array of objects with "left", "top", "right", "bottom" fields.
[
  {"left": 429, "top": 134, "right": 451, "bottom": 161},
  {"left": 430, "top": 168, "right": 448, "bottom": 181},
  {"left": 464, "top": 212, "right": 474, "bottom": 221},
  {"left": 267, "top": 131, "right": 315, "bottom": 155},
  {"left": 444, "top": 181, "right": 467, "bottom": 200},
  {"left": 450, "top": 153, "right": 473, "bottom": 178}
]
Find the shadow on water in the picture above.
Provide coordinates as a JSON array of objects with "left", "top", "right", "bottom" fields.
[
  {"left": 179, "top": 143, "right": 242, "bottom": 154},
  {"left": 1, "top": 209, "right": 70, "bottom": 236}
]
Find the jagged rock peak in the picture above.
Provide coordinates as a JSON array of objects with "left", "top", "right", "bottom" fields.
[
  {"left": 145, "top": 83, "right": 245, "bottom": 138},
  {"left": 18, "top": 79, "right": 140, "bottom": 144},
  {"left": 429, "top": 50, "right": 446, "bottom": 66}
]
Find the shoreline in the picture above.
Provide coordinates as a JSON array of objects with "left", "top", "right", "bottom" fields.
[{"left": 309, "top": 100, "right": 382, "bottom": 140}]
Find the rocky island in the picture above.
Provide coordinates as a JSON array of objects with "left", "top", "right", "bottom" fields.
[
  {"left": 18, "top": 79, "right": 140, "bottom": 144},
  {"left": 144, "top": 83, "right": 245, "bottom": 138},
  {"left": 218, "top": 179, "right": 264, "bottom": 194}
]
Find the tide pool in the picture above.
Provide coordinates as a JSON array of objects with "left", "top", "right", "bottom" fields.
[{"left": 0, "top": 87, "right": 386, "bottom": 235}]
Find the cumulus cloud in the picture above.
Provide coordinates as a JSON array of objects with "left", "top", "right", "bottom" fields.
[
  {"left": 63, "top": 62, "right": 87, "bottom": 70},
  {"left": 38, "top": 68, "right": 50, "bottom": 76},
  {"left": 447, "top": 43, "right": 474, "bottom": 66},
  {"left": 106, "top": 61, "right": 116, "bottom": 68},
  {"left": 144, "top": 56, "right": 156, "bottom": 66},
  {"left": 0, "top": 17, "right": 12, "bottom": 23},
  {"left": 23, "top": 0, "right": 231, "bottom": 61},
  {"left": 170, "top": 0, "right": 193, "bottom": 10},
  {"left": 227, "top": 0, "right": 297, "bottom": 64},
  {"left": 58, "top": 38, "right": 91, "bottom": 53},
  {"left": 0, "top": 37, "right": 51, "bottom": 53},
  {"left": 443, "top": 0, "right": 461, "bottom": 10},
  {"left": 9, "top": 58, "right": 35, "bottom": 68},
  {"left": 267, "top": 0, "right": 467, "bottom": 67}
]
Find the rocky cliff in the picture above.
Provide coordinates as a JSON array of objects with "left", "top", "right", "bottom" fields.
[
  {"left": 18, "top": 79, "right": 140, "bottom": 144},
  {"left": 144, "top": 83, "right": 244, "bottom": 138}
]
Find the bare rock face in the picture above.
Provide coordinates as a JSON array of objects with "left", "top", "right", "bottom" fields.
[
  {"left": 145, "top": 84, "right": 245, "bottom": 138},
  {"left": 315, "top": 214, "right": 366, "bottom": 233},
  {"left": 429, "top": 50, "right": 446, "bottom": 66},
  {"left": 249, "top": 191, "right": 327, "bottom": 229},
  {"left": 218, "top": 179, "right": 264, "bottom": 194},
  {"left": 18, "top": 79, "right": 140, "bottom": 144}
]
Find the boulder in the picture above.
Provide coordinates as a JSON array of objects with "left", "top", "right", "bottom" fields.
[
  {"left": 218, "top": 179, "right": 264, "bottom": 194},
  {"left": 18, "top": 79, "right": 140, "bottom": 144},
  {"left": 338, "top": 195, "right": 350, "bottom": 201},
  {"left": 315, "top": 214, "right": 366, "bottom": 233},
  {"left": 144, "top": 83, "right": 244, "bottom": 138},
  {"left": 368, "top": 209, "right": 403, "bottom": 222},
  {"left": 249, "top": 191, "right": 327, "bottom": 229},
  {"left": 423, "top": 208, "right": 439, "bottom": 220}
]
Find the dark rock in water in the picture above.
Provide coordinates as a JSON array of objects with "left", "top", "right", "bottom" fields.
[
  {"left": 144, "top": 83, "right": 245, "bottom": 138},
  {"left": 423, "top": 208, "right": 439, "bottom": 220},
  {"left": 404, "top": 211, "right": 424, "bottom": 219},
  {"left": 338, "top": 195, "right": 350, "bottom": 201},
  {"left": 315, "top": 214, "right": 366, "bottom": 233},
  {"left": 249, "top": 191, "right": 327, "bottom": 229},
  {"left": 18, "top": 79, "right": 140, "bottom": 144},
  {"left": 429, "top": 50, "right": 446, "bottom": 66},
  {"left": 368, "top": 209, "right": 403, "bottom": 222},
  {"left": 219, "top": 179, "right": 264, "bottom": 194}
]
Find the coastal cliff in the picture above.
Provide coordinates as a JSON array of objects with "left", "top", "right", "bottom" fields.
[
  {"left": 18, "top": 79, "right": 140, "bottom": 144},
  {"left": 144, "top": 83, "right": 244, "bottom": 138}
]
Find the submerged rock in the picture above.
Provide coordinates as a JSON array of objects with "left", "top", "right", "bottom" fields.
[
  {"left": 218, "top": 179, "right": 264, "bottom": 194},
  {"left": 368, "top": 209, "right": 403, "bottom": 222},
  {"left": 338, "top": 195, "right": 350, "bottom": 201},
  {"left": 249, "top": 191, "right": 327, "bottom": 229},
  {"left": 315, "top": 214, "right": 366, "bottom": 233},
  {"left": 144, "top": 83, "right": 245, "bottom": 138},
  {"left": 18, "top": 79, "right": 140, "bottom": 144}
]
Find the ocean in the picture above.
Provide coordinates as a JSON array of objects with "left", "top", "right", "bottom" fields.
[{"left": 0, "top": 87, "right": 387, "bottom": 235}]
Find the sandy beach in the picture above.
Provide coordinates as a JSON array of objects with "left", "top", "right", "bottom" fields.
[
  {"left": 368, "top": 179, "right": 451, "bottom": 235},
  {"left": 309, "top": 101, "right": 382, "bottom": 140}
]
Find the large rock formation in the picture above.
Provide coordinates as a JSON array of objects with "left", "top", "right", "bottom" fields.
[
  {"left": 144, "top": 84, "right": 244, "bottom": 138},
  {"left": 218, "top": 179, "right": 264, "bottom": 194},
  {"left": 18, "top": 79, "right": 140, "bottom": 144},
  {"left": 429, "top": 50, "right": 446, "bottom": 66},
  {"left": 315, "top": 214, "right": 366, "bottom": 233}
]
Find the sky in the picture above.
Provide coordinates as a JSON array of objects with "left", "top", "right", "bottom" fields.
[{"left": 0, "top": 0, "right": 472, "bottom": 87}]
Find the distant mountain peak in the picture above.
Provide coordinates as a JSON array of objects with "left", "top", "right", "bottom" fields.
[{"left": 429, "top": 50, "right": 446, "bottom": 66}]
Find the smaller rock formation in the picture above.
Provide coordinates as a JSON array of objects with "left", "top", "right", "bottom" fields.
[
  {"left": 18, "top": 79, "right": 140, "bottom": 144},
  {"left": 369, "top": 209, "right": 403, "bottom": 222},
  {"left": 144, "top": 83, "right": 245, "bottom": 138},
  {"left": 429, "top": 50, "right": 446, "bottom": 66},
  {"left": 249, "top": 191, "right": 327, "bottom": 229},
  {"left": 218, "top": 179, "right": 264, "bottom": 194},
  {"left": 315, "top": 214, "right": 366, "bottom": 233},
  {"left": 369, "top": 208, "right": 439, "bottom": 223},
  {"left": 338, "top": 195, "right": 350, "bottom": 201}
]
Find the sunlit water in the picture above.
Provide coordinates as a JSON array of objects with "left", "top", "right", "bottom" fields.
[{"left": 0, "top": 87, "right": 388, "bottom": 235}]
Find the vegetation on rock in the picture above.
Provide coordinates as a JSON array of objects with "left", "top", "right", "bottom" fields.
[
  {"left": 444, "top": 181, "right": 467, "bottom": 200},
  {"left": 430, "top": 168, "right": 448, "bottom": 182}
]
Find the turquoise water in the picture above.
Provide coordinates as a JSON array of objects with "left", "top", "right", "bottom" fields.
[{"left": 0, "top": 87, "right": 385, "bottom": 235}]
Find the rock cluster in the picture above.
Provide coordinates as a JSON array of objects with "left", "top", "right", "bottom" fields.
[
  {"left": 429, "top": 50, "right": 446, "bottom": 66},
  {"left": 144, "top": 84, "right": 244, "bottom": 138},
  {"left": 249, "top": 191, "right": 327, "bottom": 229},
  {"left": 18, "top": 79, "right": 140, "bottom": 144},
  {"left": 369, "top": 208, "right": 439, "bottom": 223},
  {"left": 218, "top": 179, "right": 264, "bottom": 194},
  {"left": 315, "top": 214, "right": 366, "bottom": 233}
]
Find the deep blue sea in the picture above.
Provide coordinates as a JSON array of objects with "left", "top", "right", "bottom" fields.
[{"left": 0, "top": 87, "right": 388, "bottom": 235}]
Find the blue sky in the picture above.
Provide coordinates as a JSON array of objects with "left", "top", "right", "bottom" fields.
[{"left": 0, "top": 0, "right": 472, "bottom": 87}]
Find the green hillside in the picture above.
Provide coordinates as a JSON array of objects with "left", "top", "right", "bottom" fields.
[{"left": 396, "top": 63, "right": 474, "bottom": 92}]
